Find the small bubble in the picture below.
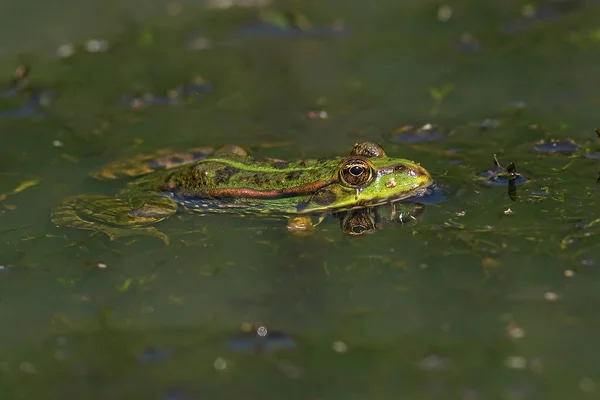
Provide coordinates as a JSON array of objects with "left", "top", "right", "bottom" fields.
[
  {"left": 85, "top": 39, "right": 108, "bottom": 53},
  {"left": 504, "top": 356, "right": 527, "bottom": 369},
  {"left": 580, "top": 259, "right": 595, "bottom": 266},
  {"left": 564, "top": 269, "right": 575, "bottom": 277},
  {"left": 52, "top": 140, "right": 64, "bottom": 147},
  {"left": 332, "top": 341, "right": 347, "bottom": 353},
  {"left": 579, "top": 377, "right": 596, "bottom": 393},
  {"left": 544, "top": 291, "right": 559, "bottom": 301},
  {"left": 97, "top": 263, "right": 107, "bottom": 269},
  {"left": 456, "top": 210, "right": 466, "bottom": 217},
  {"left": 56, "top": 44, "right": 75, "bottom": 58},
  {"left": 437, "top": 5, "right": 453, "bottom": 22},
  {"left": 506, "top": 322, "right": 525, "bottom": 339},
  {"left": 19, "top": 361, "right": 37, "bottom": 374},
  {"left": 503, "top": 208, "right": 515, "bottom": 215},
  {"left": 256, "top": 326, "right": 267, "bottom": 337},
  {"left": 213, "top": 357, "right": 228, "bottom": 370}
]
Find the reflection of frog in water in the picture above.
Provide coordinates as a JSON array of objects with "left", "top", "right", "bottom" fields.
[{"left": 52, "top": 142, "right": 433, "bottom": 243}]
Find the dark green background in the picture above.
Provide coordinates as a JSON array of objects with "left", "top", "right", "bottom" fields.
[{"left": 1, "top": 0, "right": 599, "bottom": 399}]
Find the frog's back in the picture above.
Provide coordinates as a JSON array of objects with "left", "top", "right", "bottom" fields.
[{"left": 164, "top": 155, "right": 340, "bottom": 194}]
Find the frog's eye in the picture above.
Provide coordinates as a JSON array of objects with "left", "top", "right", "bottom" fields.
[{"left": 339, "top": 157, "right": 373, "bottom": 187}]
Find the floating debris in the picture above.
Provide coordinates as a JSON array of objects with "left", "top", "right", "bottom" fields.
[
  {"left": 418, "top": 354, "right": 453, "bottom": 371},
  {"left": 506, "top": 321, "right": 525, "bottom": 339},
  {"left": 505, "top": 100, "right": 528, "bottom": 110},
  {"left": 390, "top": 123, "right": 444, "bottom": 143},
  {"left": 533, "top": 138, "right": 580, "bottom": 154},
  {"left": 163, "top": 387, "right": 198, "bottom": 400},
  {"left": 205, "top": 0, "right": 271, "bottom": 9},
  {"left": 124, "top": 77, "right": 212, "bottom": 109},
  {"left": 1, "top": 64, "right": 53, "bottom": 118},
  {"left": 457, "top": 32, "right": 482, "bottom": 52},
  {"left": 233, "top": 9, "right": 351, "bottom": 38},
  {"left": 304, "top": 110, "right": 328, "bottom": 120},
  {"left": 187, "top": 36, "right": 213, "bottom": 51},
  {"left": 476, "top": 118, "right": 500, "bottom": 129},
  {"left": 477, "top": 154, "right": 529, "bottom": 201},
  {"left": 137, "top": 346, "right": 171, "bottom": 364},
  {"left": 0, "top": 264, "right": 15, "bottom": 273},
  {"left": 503, "top": 0, "right": 588, "bottom": 34},
  {"left": 226, "top": 323, "right": 296, "bottom": 353}
]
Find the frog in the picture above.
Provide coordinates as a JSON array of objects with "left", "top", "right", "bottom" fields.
[{"left": 51, "top": 142, "right": 433, "bottom": 243}]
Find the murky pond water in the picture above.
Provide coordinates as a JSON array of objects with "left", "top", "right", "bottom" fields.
[{"left": 1, "top": 0, "right": 600, "bottom": 398}]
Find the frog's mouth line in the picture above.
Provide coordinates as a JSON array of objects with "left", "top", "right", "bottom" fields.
[{"left": 340, "top": 185, "right": 432, "bottom": 211}]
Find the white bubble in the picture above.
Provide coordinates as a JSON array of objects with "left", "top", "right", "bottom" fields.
[
  {"left": 213, "top": 357, "right": 228, "bottom": 370},
  {"left": 332, "top": 341, "right": 347, "bottom": 353},
  {"left": 504, "top": 356, "right": 527, "bottom": 369},
  {"left": 437, "top": 5, "right": 453, "bottom": 22},
  {"left": 256, "top": 326, "right": 267, "bottom": 337},
  {"left": 56, "top": 44, "right": 75, "bottom": 58}
]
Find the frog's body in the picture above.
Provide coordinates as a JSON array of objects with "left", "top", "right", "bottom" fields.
[{"left": 52, "top": 142, "right": 433, "bottom": 243}]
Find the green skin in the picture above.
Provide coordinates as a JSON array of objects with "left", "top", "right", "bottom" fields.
[{"left": 51, "top": 142, "right": 433, "bottom": 243}]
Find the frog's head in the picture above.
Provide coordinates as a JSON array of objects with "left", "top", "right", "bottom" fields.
[{"left": 299, "top": 142, "right": 433, "bottom": 212}]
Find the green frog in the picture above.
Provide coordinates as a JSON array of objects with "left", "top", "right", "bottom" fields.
[{"left": 51, "top": 142, "right": 433, "bottom": 243}]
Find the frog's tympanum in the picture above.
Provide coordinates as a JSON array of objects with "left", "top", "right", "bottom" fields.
[{"left": 52, "top": 142, "right": 433, "bottom": 243}]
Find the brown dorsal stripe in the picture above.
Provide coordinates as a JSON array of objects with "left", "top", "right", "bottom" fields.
[{"left": 179, "top": 179, "right": 333, "bottom": 199}]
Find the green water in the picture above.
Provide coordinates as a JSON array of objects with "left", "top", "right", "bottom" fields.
[{"left": 1, "top": 0, "right": 600, "bottom": 398}]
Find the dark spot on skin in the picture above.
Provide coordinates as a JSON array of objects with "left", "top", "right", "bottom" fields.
[
  {"left": 286, "top": 171, "right": 303, "bottom": 180},
  {"left": 249, "top": 173, "right": 273, "bottom": 186},
  {"left": 169, "top": 156, "right": 185, "bottom": 165},
  {"left": 214, "top": 166, "right": 238, "bottom": 185},
  {"left": 312, "top": 189, "right": 336, "bottom": 206},
  {"left": 273, "top": 161, "right": 288, "bottom": 169},
  {"left": 394, "top": 165, "right": 405, "bottom": 172}
]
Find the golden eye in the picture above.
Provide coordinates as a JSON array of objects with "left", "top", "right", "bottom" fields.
[{"left": 339, "top": 157, "right": 373, "bottom": 187}]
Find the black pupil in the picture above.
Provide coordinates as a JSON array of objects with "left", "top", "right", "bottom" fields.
[{"left": 350, "top": 165, "right": 363, "bottom": 176}]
